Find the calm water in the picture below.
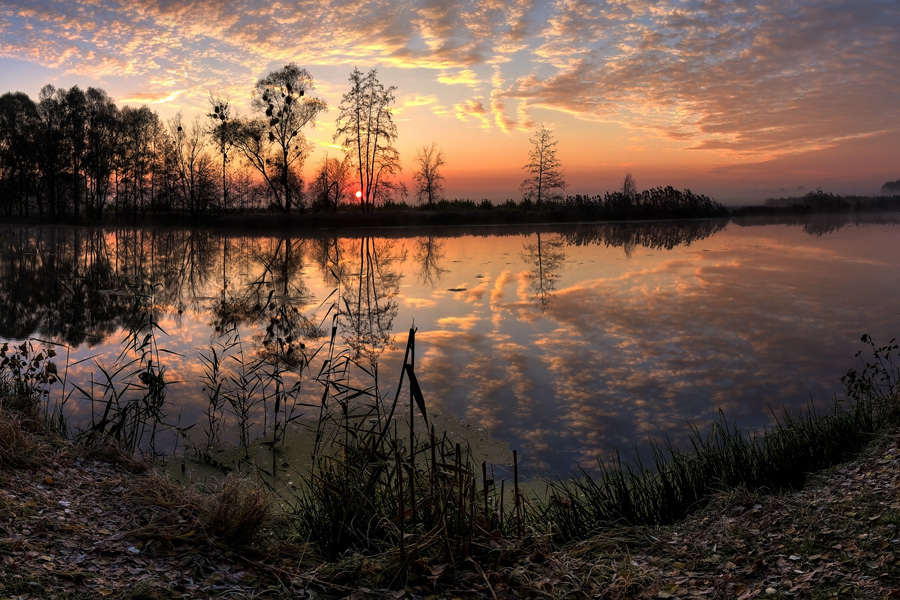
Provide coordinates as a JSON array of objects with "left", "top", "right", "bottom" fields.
[{"left": 2, "top": 214, "right": 899, "bottom": 478}]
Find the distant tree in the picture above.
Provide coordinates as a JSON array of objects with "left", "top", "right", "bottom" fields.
[
  {"left": 334, "top": 67, "right": 404, "bottom": 212},
  {"left": 0, "top": 92, "right": 41, "bottom": 217},
  {"left": 234, "top": 64, "right": 326, "bottom": 213},
  {"left": 83, "top": 87, "right": 119, "bottom": 218},
  {"left": 115, "top": 105, "right": 164, "bottom": 217},
  {"left": 168, "top": 113, "right": 214, "bottom": 216},
  {"left": 622, "top": 172, "right": 637, "bottom": 198},
  {"left": 206, "top": 96, "right": 237, "bottom": 213},
  {"left": 413, "top": 142, "right": 446, "bottom": 205},
  {"left": 880, "top": 179, "right": 900, "bottom": 195},
  {"left": 308, "top": 154, "right": 353, "bottom": 212},
  {"left": 520, "top": 125, "right": 566, "bottom": 209}
]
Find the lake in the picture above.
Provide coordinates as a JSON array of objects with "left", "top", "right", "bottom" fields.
[{"left": 2, "top": 213, "right": 899, "bottom": 479}]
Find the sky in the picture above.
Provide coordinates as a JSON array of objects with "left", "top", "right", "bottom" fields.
[{"left": 0, "top": 0, "right": 898, "bottom": 204}]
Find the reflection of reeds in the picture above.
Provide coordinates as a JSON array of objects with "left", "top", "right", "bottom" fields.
[
  {"left": 540, "top": 335, "right": 900, "bottom": 541},
  {"left": 70, "top": 282, "right": 178, "bottom": 456}
]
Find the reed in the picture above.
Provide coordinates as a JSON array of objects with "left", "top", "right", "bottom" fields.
[
  {"left": 69, "top": 282, "right": 180, "bottom": 456},
  {"left": 539, "top": 335, "right": 900, "bottom": 541},
  {"left": 0, "top": 340, "right": 59, "bottom": 416},
  {"left": 282, "top": 325, "right": 508, "bottom": 566}
]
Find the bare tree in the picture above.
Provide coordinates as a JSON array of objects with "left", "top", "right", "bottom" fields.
[
  {"left": 168, "top": 113, "right": 214, "bottom": 216},
  {"left": 206, "top": 96, "right": 237, "bottom": 213},
  {"left": 234, "top": 64, "right": 326, "bottom": 213},
  {"left": 334, "top": 67, "right": 404, "bottom": 212},
  {"left": 622, "top": 171, "right": 637, "bottom": 198},
  {"left": 83, "top": 87, "right": 119, "bottom": 219},
  {"left": 307, "top": 154, "right": 353, "bottom": 212},
  {"left": 413, "top": 142, "right": 446, "bottom": 205},
  {"left": 520, "top": 125, "right": 566, "bottom": 209}
]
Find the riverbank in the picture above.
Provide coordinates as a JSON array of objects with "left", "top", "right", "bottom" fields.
[
  {"left": 2, "top": 190, "right": 896, "bottom": 233},
  {"left": 2, "top": 406, "right": 900, "bottom": 599}
]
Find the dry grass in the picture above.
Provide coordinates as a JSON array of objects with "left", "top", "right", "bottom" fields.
[
  {"left": 125, "top": 471, "right": 272, "bottom": 551},
  {"left": 0, "top": 409, "right": 50, "bottom": 469}
]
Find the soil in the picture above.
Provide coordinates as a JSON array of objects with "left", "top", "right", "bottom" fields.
[{"left": 2, "top": 419, "right": 900, "bottom": 599}]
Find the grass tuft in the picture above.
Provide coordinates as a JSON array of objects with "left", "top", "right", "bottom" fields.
[{"left": 125, "top": 471, "right": 272, "bottom": 551}]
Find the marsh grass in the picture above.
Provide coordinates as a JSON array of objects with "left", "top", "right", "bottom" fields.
[
  {"left": 277, "top": 324, "right": 511, "bottom": 568},
  {"left": 539, "top": 335, "right": 900, "bottom": 541},
  {"left": 0, "top": 410, "right": 47, "bottom": 469},
  {"left": 66, "top": 283, "right": 181, "bottom": 456}
]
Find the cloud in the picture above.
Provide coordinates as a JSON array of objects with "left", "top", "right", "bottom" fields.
[
  {"left": 120, "top": 90, "right": 183, "bottom": 104},
  {"left": 405, "top": 297, "right": 436, "bottom": 309},
  {"left": 2, "top": 0, "right": 897, "bottom": 146},
  {"left": 437, "top": 68, "right": 481, "bottom": 86},
  {"left": 504, "top": 0, "right": 900, "bottom": 158},
  {"left": 454, "top": 98, "right": 492, "bottom": 129},
  {"left": 436, "top": 315, "right": 479, "bottom": 330}
]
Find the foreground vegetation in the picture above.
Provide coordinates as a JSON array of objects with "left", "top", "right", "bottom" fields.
[{"left": 2, "top": 324, "right": 900, "bottom": 597}]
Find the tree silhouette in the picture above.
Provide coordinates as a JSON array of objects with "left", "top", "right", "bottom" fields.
[
  {"left": 235, "top": 64, "right": 326, "bottom": 213},
  {"left": 0, "top": 92, "right": 40, "bottom": 217},
  {"left": 308, "top": 154, "right": 353, "bottom": 212},
  {"left": 115, "top": 106, "right": 164, "bottom": 218},
  {"left": 622, "top": 172, "right": 637, "bottom": 199},
  {"left": 413, "top": 142, "right": 446, "bottom": 205},
  {"left": 334, "top": 67, "right": 404, "bottom": 212},
  {"left": 83, "top": 87, "right": 119, "bottom": 219},
  {"left": 521, "top": 232, "right": 565, "bottom": 312},
  {"left": 206, "top": 96, "right": 237, "bottom": 213},
  {"left": 520, "top": 125, "right": 566, "bottom": 209},
  {"left": 167, "top": 113, "right": 214, "bottom": 216}
]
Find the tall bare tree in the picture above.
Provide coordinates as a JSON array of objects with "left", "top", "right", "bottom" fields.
[
  {"left": 235, "top": 64, "right": 326, "bottom": 213},
  {"left": 168, "top": 113, "right": 213, "bottom": 216},
  {"left": 520, "top": 125, "right": 566, "bottom": 209},
  {"left": 206, "top": 96, "right": 237, "bottom": 213},
  {"left": 115, "top": 106, "right": 163, "bottom": 218},
  {"left": 334, "top": 67, "right": 404, "bottom": 212},
  {"left": 413, "top": 142, "right": 446, "bottom": 205},
  {"left": 83, "top": 87, "right": 119, "bottom": 219}
]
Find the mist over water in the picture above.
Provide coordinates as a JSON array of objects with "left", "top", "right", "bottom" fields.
[{"left": 2, "top": 214, "right": 899, "bottom": 479}]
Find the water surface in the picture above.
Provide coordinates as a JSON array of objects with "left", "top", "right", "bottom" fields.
[{"left": 2, "top": 214, "right": 898, "bottom": 478}]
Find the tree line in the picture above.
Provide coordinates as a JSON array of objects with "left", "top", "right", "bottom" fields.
[
  {"left": 0, "top": 64, "right": 451, "bottom": 220},
  {"left": 0, "top": 60, "right": 728, "bottom": 224}
]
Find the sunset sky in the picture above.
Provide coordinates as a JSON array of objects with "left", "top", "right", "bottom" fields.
[{"left": 1, "top": 0, "right": 897, "bottom": 204}]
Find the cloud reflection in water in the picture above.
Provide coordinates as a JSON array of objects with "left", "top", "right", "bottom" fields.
[{"left": 1, "top": 217, "right": 899, "bottom": 479}]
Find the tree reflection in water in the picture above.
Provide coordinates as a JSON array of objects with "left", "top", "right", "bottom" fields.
[
  {"left": 521, "top": 232, "right": 566, "bottom": 312},
  {"left": 414, "top": 235, "right": 448, "bottom": 288},
  {"left": 1, "top": 218, "right": 832, "bottom": 474},
  {"left": 312, "top": 236, "right": 405, "bottom": 365},
  {"left": 560, "top": 219, "right": 728, "bottom": 256}
]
